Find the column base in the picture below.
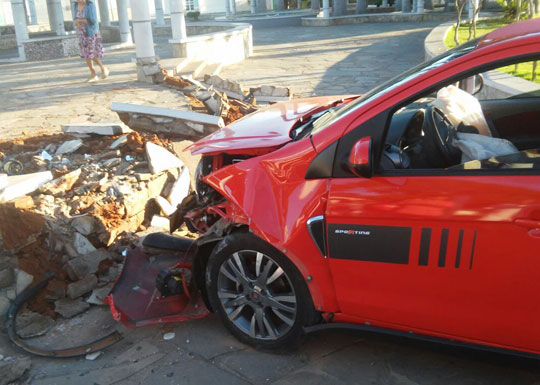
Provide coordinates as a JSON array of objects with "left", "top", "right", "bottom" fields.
[{"left": 136, "top": 56, "right": 165, "bottom": 84}]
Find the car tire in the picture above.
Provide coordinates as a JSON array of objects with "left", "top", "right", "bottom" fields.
[{"left": 206, "top": 232, "right": 317, "bottom": 349}]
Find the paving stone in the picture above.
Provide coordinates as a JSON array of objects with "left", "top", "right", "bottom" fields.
[
  {"left": 61, "top": 123, "right": 131, "bottom": 136},
  {"left": 0, "top": 356, "right": 31, "bottom": 385},
  {"left": 216, "top": 347, "right": 308, "bottom": 383},
  {"left": 55, "top": 139, "right": 83, "bottom": 155},
  {"left": 66, "top": 274, "right": 97, "bottom": 299}
]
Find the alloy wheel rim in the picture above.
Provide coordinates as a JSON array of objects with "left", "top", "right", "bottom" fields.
[{"left": 216, "top": 250, "right": 297, "bottom": 340}]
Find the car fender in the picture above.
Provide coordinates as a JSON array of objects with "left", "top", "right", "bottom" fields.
[{"left": 203, "top": 145, "right": 340, "bottom": 312}]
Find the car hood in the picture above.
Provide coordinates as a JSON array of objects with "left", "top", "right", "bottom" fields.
[{"left": 188, "top": 95, "right": 356, "bottom": 156}]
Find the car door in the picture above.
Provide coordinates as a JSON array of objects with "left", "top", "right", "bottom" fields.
[{"left": 324, "top": 130, "right": 540, "bottom": 354}]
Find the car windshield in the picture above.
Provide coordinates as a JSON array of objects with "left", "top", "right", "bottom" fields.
[{"left": 310, "top": 37, "right": 481, "bottom": 136}]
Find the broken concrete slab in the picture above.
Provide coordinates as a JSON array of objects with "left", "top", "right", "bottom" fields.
[
  {"left": 67, "top": 274, "right": 98, "bottom": 299},
  {"left": 16, "top": 311, "right": 55, "bottom": 338},
  {"left": 73, "top": 232, "right": 97, "bottom": 255},
  {"left": 55, "top": 139, "right": 83, "bottom": 155},
  {"left": 168, "top": 166, "right": 190, "bottom": 208},
  {"left": 145, "top": 142, "right": 184, "bottom": 174},
  {"left": 0, "top": 297, "right": 10, "bottom": 319},
  {"left": 61, "top": 123, "right": 132, "bottom": 136},
  {"left": 150, "top": 215, "right": 170, "bottom": 230},
  {"left": 111, "top": 102, "right": 224, "bottom": 140},
  {"left": 54, "top": 298, "right": 90, "bottom": 318},
  {"left": 0, "top": 171, "right": 53, "bottom": 202},
  {"left": 0, "top": 356, "right": 31, "bottom": 385}
]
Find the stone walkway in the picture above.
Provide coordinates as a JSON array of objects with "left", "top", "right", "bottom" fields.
[{"left": 3, "top": 21, "right": 540, "bottom": 385}]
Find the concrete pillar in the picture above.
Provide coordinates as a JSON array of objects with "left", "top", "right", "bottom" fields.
[
  {"left": 132, "top": 0, "right": 156, "bottom": 59},
  {"left": 98, "top": 0, "right": 111, "bottom": 26},
  {"left": 170, "top": 0, "right": 187, "bottom": 40},
  {"left": 10, "top": 0, "right": 29, "bottom": 60},
  {"left": 154, "top": 0, "right": 165, "bottom": 25},
  {"left": 117, "top": 0, "right": 132, "bottom": 43},
  {"left": 322, "top": 0, "right": 330, "bottom": 17},
  {"left": 417, "top": 0, "right": 424, "bottom": 12},
  {"left": 27, "top": 0, "right": 37, "bottom": 25},
  {"left": 225, "top": 0, "right": 231, "bottom": 17},
  {"left": 402, "top": 0, "right": 410, "bottom": 11},
  {"left": 231, "top": 0, "right": 237, "bottom": 15},
  {"left": 46, "top": 0, "right": 65, "bottom": 35}
]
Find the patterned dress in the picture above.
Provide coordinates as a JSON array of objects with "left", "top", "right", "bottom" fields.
[{"left": 76, "top": 8, "right": 103, "bottom": 59}]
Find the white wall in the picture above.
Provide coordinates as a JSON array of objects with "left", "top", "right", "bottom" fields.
[{"left": 198, "top": 0, "right": 251, "bottom": 13}]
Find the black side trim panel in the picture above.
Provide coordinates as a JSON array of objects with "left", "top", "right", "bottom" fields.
[
  {"left": 455, "top": 229, "right": 464, "bottom": 268},
  {"left": 328, "top": 224, "right": 411, "bottom": 264},
  {"left": 306, "top": 216, "right": 327, "bottom": 257},
  {"left": 438, "top": 228, "right": 449, "bottom": 267},
  {"left": 305, "top": 140, "right": 338, "bottom": 179},
  {"left": 469, "top": 230, "right": 478, "bottom": 270},
  {"left": 418, "top": 228, "right": 431, "bottom": 266}
]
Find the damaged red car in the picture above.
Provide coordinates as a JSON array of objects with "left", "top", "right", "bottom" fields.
[{"left": 109, "top": 19, "right": 540, "bottom": 357}]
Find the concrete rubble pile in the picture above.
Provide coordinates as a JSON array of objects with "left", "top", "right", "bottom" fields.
[{"left": 0, "top": 124, "right": 193, "bottom": 336}]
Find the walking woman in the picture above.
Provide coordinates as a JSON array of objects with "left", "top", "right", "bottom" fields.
[{"left": 73, "top": 0, "right": 109, "bottom": 82}]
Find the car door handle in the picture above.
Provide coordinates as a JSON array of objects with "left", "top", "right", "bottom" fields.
[{"left": 514, "top": 219, "right": 540, "bottom": 239}]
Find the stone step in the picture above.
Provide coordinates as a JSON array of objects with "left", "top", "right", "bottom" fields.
[{"left": 176, "top": 60, "right": 208, "bottom": 79}]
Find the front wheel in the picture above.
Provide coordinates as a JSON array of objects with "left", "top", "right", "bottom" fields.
[{"left": 206, "top": 232, "right": 316, "bottom": 349}]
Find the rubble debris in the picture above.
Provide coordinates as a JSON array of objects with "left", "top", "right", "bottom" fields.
[
  {"left": 250, "top": 84, "right": 291, "bottom": 101},
  {"left": 150, "top": 215, "right": 170, "bottom": 230},
  {"left": 0, "top": 266, "right": 15, "bottom": 289},
  {"left": 15, "top": 269, "right": 34, "bottom": 295},
  {"left": 203, "top": 74, "right": 245, "bottom": 99},
  {"left": 86, "top": 285, "right": 112, "bottom": 306},
  {"left": 112, "top": 102, "right": 224, "bottom": 139},
  {"left": 155, "top": 195, "right": 176, "bottom": 217},
  {"left": 71, "top": 215, "right": 94, "bottom": 236},
  {"left": 55, "top": 139, "right": 83, "bottom": 155},
  {"left": 85, "top": 351, "right": 103, "bottom": 361},
  {"left": 73, "top": 232, "right": 97, "bottom": 255},
  {"left": 168, "top": 166, "right": 190, "bottom": 208},
  {"left": 67, "top": 274, "right": 98, "bottom": 299},
  {"left": 145, "top": 142, "right": 184, "bottom": 174},
  {"left": 0, "top": 171, "right": 53, "bottom": 202},
  {"left": 65, "top": 249, "right": 112, "bottom": 281},
  {"left": 110, "top": 134, "right": 129, "bottom": 150},
  {"left": 163, "top": 332, "right": 175, "bottom": 340},
  {"left": 61, "top": 123, "right": 132, "bottom": 136},
  {"left": 40, "top": 168, "right": 82, "bottom": 196},
  {"left": 3, "top": 160, "right": 24, "bottom": 175},
  {"left": 0, "top": 173, "right": 7, "bottom": 190},
  {"left": 0, "top": 296, "right": 10, "bottom": 318},
  {"left": 0, "top": 356, "right": 31, "bottom": 385},
  {"left": 15, "top": 311, "right": 55, "bottom": 338},
  {"left": 54, "top": 298, "right": 90, "bottom": 318}
]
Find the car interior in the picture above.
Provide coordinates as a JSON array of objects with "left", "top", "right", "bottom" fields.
[{"left": 381, "top": 62, "right": 540, "bottom": 172}]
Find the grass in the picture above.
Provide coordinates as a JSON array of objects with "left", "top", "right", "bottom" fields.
[{"left": 444, "top": 19, "right": 540, "bottom": 84}]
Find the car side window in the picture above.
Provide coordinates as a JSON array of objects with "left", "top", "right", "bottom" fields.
[{"left": 379, "top": 58, "right": 540, "bottom": 174}]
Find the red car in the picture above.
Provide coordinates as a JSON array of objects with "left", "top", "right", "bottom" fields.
[{"left": 112, "top": 19, "right": 540, "bottom": 357}]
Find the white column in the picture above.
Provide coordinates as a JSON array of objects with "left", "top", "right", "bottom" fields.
[
  {"left": 225, "top": 0, "right": 231, "bottom": 17},
  {"left": 10, "top": 0, "right": 28, "bottom": 60},
  {"left": 411, "top": 0, "right": 417, "bottom": 12},
  {"left": 170, "top": 0, "right": 187, "bottom": 40},
  {"left": 164, "top": 0, "right": 170, "bottom": 15},
  {"left": 382, "top": 0, "right": 388, "bottom": 6},
  {"left": 98, "top": 0, "right": 111, "bottom": 26},
  {"left": 417, "top": 0, "right": 424, "bottom": 12},
  {"left": 154, "top": 0, "right": 165, "bottom": 25},
  {"left": 322, "top": 0, "right": 330, "bottom": 17},
  {"left": 231, "top": 0, "right": 237, "bottom": 15},
  {"left": 250, "top": 0, "right": 256, "bottom": 13},
  {"left": 117, "top": 0, "right": 132, "bottom": 43},
  {"left": 27, "top": 0, "right": 37, "bottom": 25},
  {"left": 132, "top": 0, "right": 156, "bottom": 59},
  {"left": 46, "top": 0, "right": 65, "bottom": 35}
]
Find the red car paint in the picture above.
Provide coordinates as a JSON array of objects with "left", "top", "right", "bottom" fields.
[{"left": 186, "top": 20, "right": 540, "bottom": 355}]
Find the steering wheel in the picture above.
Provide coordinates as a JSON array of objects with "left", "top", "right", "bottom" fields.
[{"left": 423, "top": 106, "right": 461, "bottom": 167}]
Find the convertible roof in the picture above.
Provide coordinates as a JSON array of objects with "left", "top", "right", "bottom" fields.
[{"left": 478, "top": 18, "right": 540, "bottom": 48}]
